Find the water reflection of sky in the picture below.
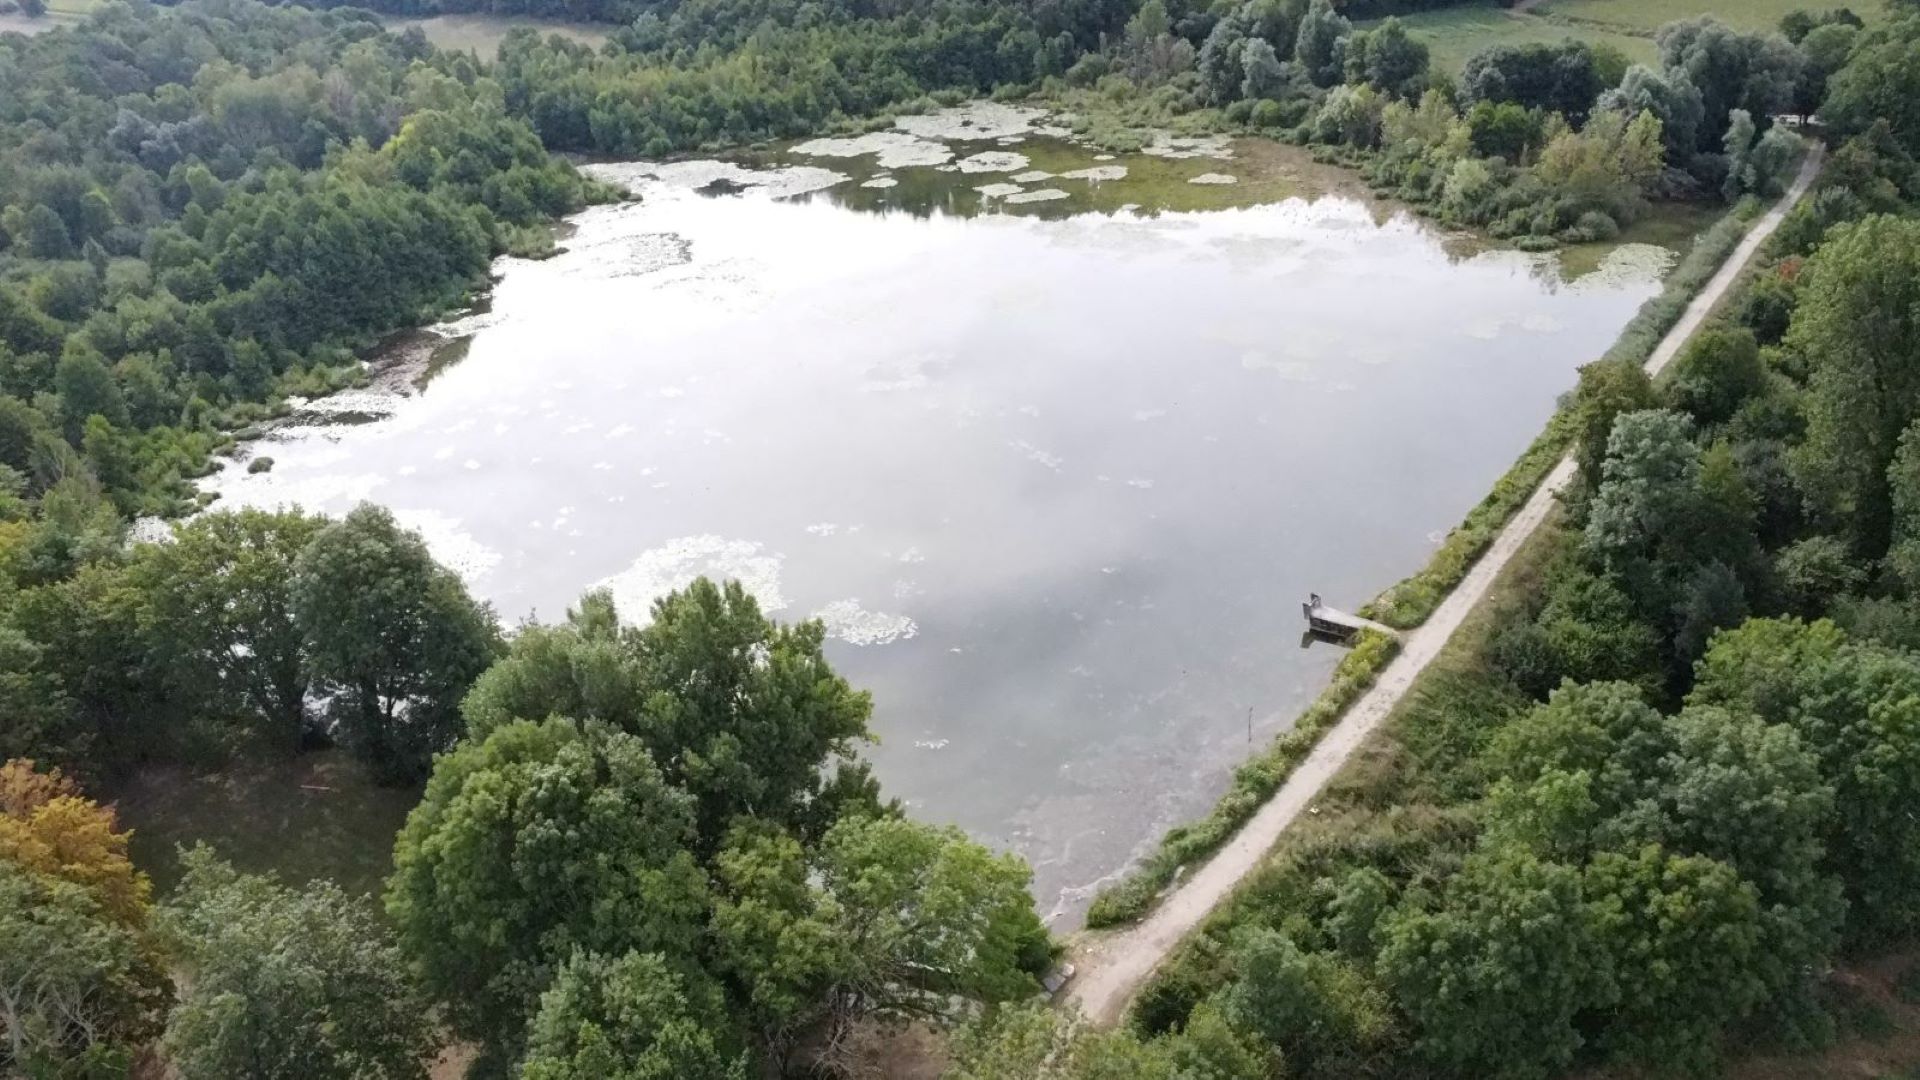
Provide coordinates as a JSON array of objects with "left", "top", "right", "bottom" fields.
[{"left": 208, "top": 170, "right": 1665, "bottom": 925}]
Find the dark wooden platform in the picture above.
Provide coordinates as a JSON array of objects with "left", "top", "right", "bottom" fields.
[{"left": 1302, "top": 593, "right": 1395, "bottom": 642}]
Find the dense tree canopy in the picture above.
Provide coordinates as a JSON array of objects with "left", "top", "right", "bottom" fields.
[
  {"left": 0, "top": 761, "right": 168, "bottom": 1076},
  {"left": 161, "top": 847, "right": 434, "bottom": 1080},
  {"left": 392, "top": 582, "right": 1049, "bottom": 1075}
]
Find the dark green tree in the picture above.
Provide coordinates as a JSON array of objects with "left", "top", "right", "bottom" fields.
[
  {"left": 1292, "top": 0, "right": 1348, "bottom": 87},
  {"left": 292, "top": 504, "right": 498, "bottom": 782},
  {"left": 134, "top": 509, "right": 326, "bottom": 751},
  {"left": 387, "top": 718, "right": 710, "bottom": 1054},
  {"left": 1787, "top": 215, "right": 1920, "bottom": 553}
]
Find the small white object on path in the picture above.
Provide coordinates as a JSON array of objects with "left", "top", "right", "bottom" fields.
[{"left": 1062, "top": 144, "right": 1826, "bottom": 1028}]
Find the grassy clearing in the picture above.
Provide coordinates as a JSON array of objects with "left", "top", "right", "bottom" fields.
[
  {"left": 1536, "top": 0, "right": 1877, "bottom": 35},
  {"left": 377, "top": 13, "right": 608, "bottom": 57},
  {"left": 1390, "top": 0, "right": 1882, "bottom": 78},
  {"left": 1383, "top": 3, "right": 1653, "bottom": 76},
  {"left": 115, "top": 749, "right": 418, "bottom": 901},
  {"left": 0, "top": 0, "right": 90, "bottom": 35}
]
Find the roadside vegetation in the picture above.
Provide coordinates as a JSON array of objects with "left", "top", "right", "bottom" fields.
[
  {"left": 981, "top": 7, "right": 1920, "bottom": 1079},
  {"left": 5, "top": 0, "right": 1920, "bottom": 1075},
  {"left": 1085, "top": 0, "right": 1834, "bottom": 928}
]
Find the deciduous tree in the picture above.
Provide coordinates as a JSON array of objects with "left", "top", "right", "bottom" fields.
[
  {"left": 386, "top": 718, "right": 709, "bottom": 1052},
  {"left": 293, "top": 503, "right": 498, "bottom": 782},
  {"left": 162, "top": 847, "right": 434, "bottom": 1080}
]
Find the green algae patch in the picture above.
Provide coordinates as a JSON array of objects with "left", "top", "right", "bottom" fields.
[{"left": 775, "top": 132, "right": 1387, "bottom": 220}]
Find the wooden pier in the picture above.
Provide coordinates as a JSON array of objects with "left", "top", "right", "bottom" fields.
[{"left": 1302, "top": 593, "right": 1396, "bottom": 643}]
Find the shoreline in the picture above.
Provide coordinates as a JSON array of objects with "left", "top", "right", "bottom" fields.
[{"left": 1062, "top": 145, "right": 1827, "bottom": 1024}]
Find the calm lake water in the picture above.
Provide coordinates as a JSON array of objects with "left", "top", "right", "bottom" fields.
[{"left": 208, "top": 146, "right": 1668, "bottom": 924}]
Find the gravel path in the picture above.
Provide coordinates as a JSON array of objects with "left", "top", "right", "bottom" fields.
[{"left": 1064, "top": 145, "right": 1825, "bottom": 1027}]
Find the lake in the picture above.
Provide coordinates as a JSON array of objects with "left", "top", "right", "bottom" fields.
[{"left": 206, "top": 114, "right": 1671, "bottom": 924}]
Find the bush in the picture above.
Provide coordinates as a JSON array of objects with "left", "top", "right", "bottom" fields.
[
  {"left": 1489, "top": 620, "right": 1559, "bottom": 699},
  {"left": 1564, "top": 209, "right": 1620, "bottom": 243}
]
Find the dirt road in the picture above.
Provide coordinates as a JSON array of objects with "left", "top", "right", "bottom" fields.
[{"left": 1064, "top": 145, "right": 1825, "bottom": 1027}]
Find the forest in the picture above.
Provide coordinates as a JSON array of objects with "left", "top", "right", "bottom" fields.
[{"left": 5, "top": 0, "right": 1920, "bottom": 1074}]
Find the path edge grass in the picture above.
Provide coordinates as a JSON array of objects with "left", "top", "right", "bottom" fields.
[
  {"left": 1084, "top": 630, "right": 1398, "bottom": 927},
  {"left": 1084, "top": 196, "right": 1762, "bottom": 930}
]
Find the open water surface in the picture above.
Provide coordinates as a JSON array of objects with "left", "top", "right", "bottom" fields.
[{"left": 207, "top": 127, "right": 1669, "bottom": 923}]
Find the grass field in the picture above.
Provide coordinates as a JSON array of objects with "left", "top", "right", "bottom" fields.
[
  {"left": 1384, "top": 3, "right": 1656, "bottom": 75},
  {"left": 1388, "top": 0, "right": 1878, "bottom": 76},
  {"left": 116, "top": 749, "right": 419, "bottom": 901},
  {"left": 1535, "top": 0, "right": 1866, "bottom": 34},
  {"left": 0, "top": 0, "right": 95, "bottom": 35},
  {"left": 379, "top": 12, "right": 609, "bottom": 57}
]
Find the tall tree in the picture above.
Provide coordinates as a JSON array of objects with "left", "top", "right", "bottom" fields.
[
  {"left": 466, "top": 580, "right": 875, "bottom": 846},
  {"left": 1598, "top": 64, "right": 1705, "bottom": 164},
  {"left": 1656, "top": 17, "right": 1803, "bottom": 150},
  {"left": 293, "top": 503, "right": 498, "bottom": 782},
  {"left": 1292, "top": 0, "right": 1348, "bottom": 88},
  {"left": 161, "top": 847, "right": 434, "bottom": 1080},
  {"left": 1819, "top": 21, "right": 1920, "bottom": 151},
  {"left": 386, "top": 718, "right": 710, "bottom": 1054},
  {"left": 1786, "top": 215, "right": 1920, "bottom": 553},
  {"left": 133, "top": 508, "right": 326, "bottom": 752}
]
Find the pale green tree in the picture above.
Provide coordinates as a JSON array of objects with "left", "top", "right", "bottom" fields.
[
  {"left": 162, "top": 847, "right": 433, "bottom": 1080},
  {"left": 711, "top": 814, "right": 1049, "bottom": 1070},
  {"left": 520, "top": 950, "right": 747, "bottom": 1080},
  {"left": 0, "top": 861, "right": 166, "bottom": 1076},
  {"left": 1580, "top": 845, "right": 1768, "bottom": 1073}
]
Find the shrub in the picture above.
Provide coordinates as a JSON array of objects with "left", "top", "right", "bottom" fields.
[{"left": 1565, "top": 209, "right": 1620, "bottom": 243}]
